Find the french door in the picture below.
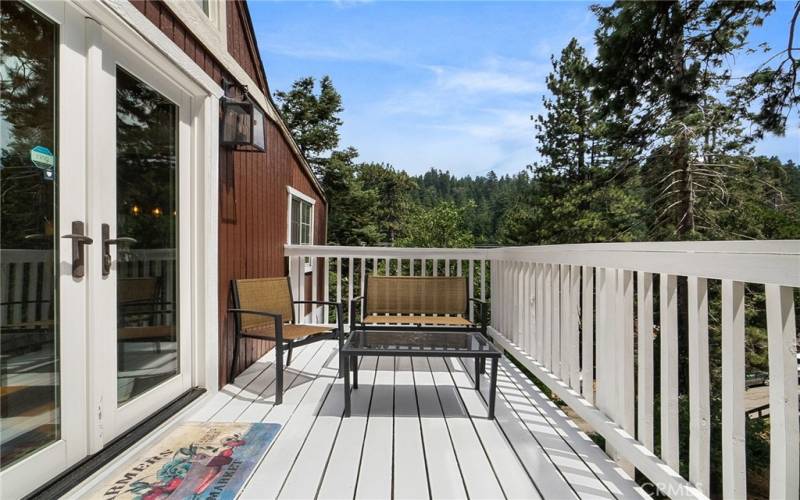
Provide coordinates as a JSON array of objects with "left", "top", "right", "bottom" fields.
[
  {"left": 87, "top": 20, "right": 193, "bottom": 445},
  {"left": 1, "top": 2, "right": 194, "bottom": 496}
]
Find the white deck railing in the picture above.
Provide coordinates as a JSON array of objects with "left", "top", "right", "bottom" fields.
[{"left": 286, "top": 241, "right": 800, "bottom": 500}]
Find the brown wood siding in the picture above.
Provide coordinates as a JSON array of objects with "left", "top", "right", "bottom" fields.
[{"left": 131, "top": 0, "right": 327, "bottom": 387}]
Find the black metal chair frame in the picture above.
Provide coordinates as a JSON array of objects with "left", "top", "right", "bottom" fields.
[{"left": 228, "top": 279, "right": 344, "bottom": 405}]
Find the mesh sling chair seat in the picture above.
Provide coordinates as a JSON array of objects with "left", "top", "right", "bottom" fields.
[
  {"left": 350, "top": 276, "right": 488, "bottom": 334},
  {"left": 229, "top": 277, "right": 343, "bottom": 405}
]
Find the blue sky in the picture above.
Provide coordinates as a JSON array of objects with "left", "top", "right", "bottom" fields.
[{"left": 250, "top": 1, "right": 800, "bottom": 177}]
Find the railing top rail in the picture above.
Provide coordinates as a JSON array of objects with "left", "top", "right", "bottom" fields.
[
  {"left": 491, "top": 240, "right": 800, "bottom": 287},
  {"left": 284, "top": 245, "right": 491, "bottom": 259},
  {"left": 285, "top": 241, "right": 799, "bottom": 287}
]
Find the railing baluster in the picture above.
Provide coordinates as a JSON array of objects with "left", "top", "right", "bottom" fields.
[
  {"left": 560, "top": 264, "right": 570, "bottom": 380},
  {"left": 360, "top": 257, "right": 365, "bottom": 320},
  {"left": 347, "top": 257, "right": 354, "bottom": 324},
  {"left": 619, "top": 269, "right": 634, "bottom": 474},
  {"left": 296, "top": 255, "right": 305, "bottom": 322},
  {"left": 765, "top": 284, "right": 799, "bottom": 499},
  {"left": 688, "top": 276, "right": 710, "bottom": 495},
  {"left": 569, "top": 265, "right": 581, "bottom": 390},
  {"left": 636, "top": 271, "right": 654, "bottom": 451},
  {"left": 324, "top": 257, "right": 330, "bottom": 323},
  {"left": 552, "top": 264, "right": 561, "bottom": 376},
  {"left": 595, "top": 268, "right": 607, "bottom": 410},
  {"left": 722, "top": 279, "right": 746, "bottom": 499},
  {"left": 660, "top": 273, "right": 679, "bottom": 470},
  {"left": 543, "top": 264, "right": 552, "bottom": 371},
  {"left": 336, "top": 257, "right": 342, "bottom": 319},
  {"left": 311, "top": 255, "right": 319, "bottom": 323},
  {"left": 525, "top": 263, "right": 534, "bottom": 354},
  {"left": 581, "top": 266, "right": 594, "bottom": 404},
  {"left": 480, "top": 259, "right": 486, "bottom": 303}
]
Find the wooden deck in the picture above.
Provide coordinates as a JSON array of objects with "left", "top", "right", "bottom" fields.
[{"left": 73, "top": 340, "right": 646, "bottom": 499}]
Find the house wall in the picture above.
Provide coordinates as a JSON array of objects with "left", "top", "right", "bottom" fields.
[{"left": 130, "top": 0, "right": 327, "bottom": 387}]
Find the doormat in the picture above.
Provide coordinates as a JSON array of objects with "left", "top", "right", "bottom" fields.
[{"left": 86, "top": 422, "right": 280, "bottom": 500}]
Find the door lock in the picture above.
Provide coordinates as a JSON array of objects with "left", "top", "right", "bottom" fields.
[
  {"left": 62, "top": 221, "right": 93, "bottom": 279},
  {"left": 102, "top": 223, "right": 137, "bottom": 277}
]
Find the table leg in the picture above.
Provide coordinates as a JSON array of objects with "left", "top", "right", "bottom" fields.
[
  {"left": 474, "top": 357, "right": 481, "bottom": 390},
  {"left": 352, "top": 355, "right": 359, "bottom": 389},
  {"left": 344, "top": 354, "right": 351, "bottom": 417},
  {"left": 488, "top": 357, "right": 498, "bottom": 419}
]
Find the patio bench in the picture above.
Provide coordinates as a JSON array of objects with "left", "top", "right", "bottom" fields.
[{"left": 350, "top": 275, "right": 487, "bottom": 335}]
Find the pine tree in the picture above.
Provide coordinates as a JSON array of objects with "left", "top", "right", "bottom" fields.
[
  {"left": 273, "top": 75, "right": 344, "bottom": 177},
  {"left": 591, "top": 1, "right": 775, "bottom": 239}
]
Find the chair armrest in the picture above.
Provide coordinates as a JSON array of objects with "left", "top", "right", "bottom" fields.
[
  {"left": 227, "top": 308, "right": 284, "bottom": 342},
  {"left": 467, "top": 298, "right": 489, "bottom": 335},
  {"left": 293, "top": 300, "right": 341, "bottom": 307},
  {"left": 349, "top": 296, "right": 365, "bottom": 333}
]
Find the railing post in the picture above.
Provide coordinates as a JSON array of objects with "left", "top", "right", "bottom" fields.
[
  {"left": 765, "top": 284, "right": 800, "bottom": 500},
  {"left": 636, "top": 271, "right": 654, "bottom": 451},
  {"left": 659, "top": 273, "right": 679, "bottom": 471},
  {"left": 688, "top": 276, "right": 710, "bottom": 495},
  {"left": 722, "top": 279, "right": 746, "bottom": 499},
  {"left": 619, "top": 269, "right": 635, "bottom": 469},
  {"left": 560, "top": 264, "right": 570, "bottom": 381},
  {"left": 581, "top": 266, "right": 594, "bottom": 404}
]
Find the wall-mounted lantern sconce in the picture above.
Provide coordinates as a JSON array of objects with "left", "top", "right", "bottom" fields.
[{"left": 220, "top": 79, "right": 266, "bottom": 151}]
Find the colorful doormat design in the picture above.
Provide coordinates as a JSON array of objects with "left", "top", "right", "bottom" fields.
[{"left": 87, "top": 422, "right": 280, "bottom": 500}]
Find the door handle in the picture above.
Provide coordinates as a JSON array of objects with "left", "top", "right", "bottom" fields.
[
  {"left": 62, "top": 221, "right": 93, "bottom": 278},
  {"left": 101, "top": 223, "right": 137, "bottom": 277}
]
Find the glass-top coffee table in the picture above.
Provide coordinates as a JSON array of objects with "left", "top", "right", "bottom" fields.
[{"left": 341, "top": 329, "right": 502, "bottom": 419}]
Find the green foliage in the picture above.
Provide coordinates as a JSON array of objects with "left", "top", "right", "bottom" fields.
[{"left": 398, "top": 200, "right": 476, "bottom": 248}]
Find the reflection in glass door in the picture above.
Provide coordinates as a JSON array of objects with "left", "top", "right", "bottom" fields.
[
  {"left": 115, "top": 68, "right": 179, "bottom": 405},
  {"left": 0, "top": 0, "right": 59, "bottom": 469}
]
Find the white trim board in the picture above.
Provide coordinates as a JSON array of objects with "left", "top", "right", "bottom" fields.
[{"left": 287, "top": 186, "right": 317, "bottom": 206}]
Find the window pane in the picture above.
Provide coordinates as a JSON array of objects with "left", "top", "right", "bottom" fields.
[
  {"left": 290, "top": 198, "right": 301, "bottom": 244},
  {"left": 0, "top": 0, "right": 59, "bottom": 469},
  {"left": 116, "top": 68, "right": 179, "bottom": 405}
]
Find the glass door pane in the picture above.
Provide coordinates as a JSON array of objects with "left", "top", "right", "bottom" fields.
[
  {"left": 0, "top": 0, "right": 59, "bottom": 469},
  {"left": 115, "top": 68, "right": 179, "bottom": 405}
]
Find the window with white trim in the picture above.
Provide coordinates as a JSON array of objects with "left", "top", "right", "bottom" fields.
[
  {"left": 287, "top": 187, "right": 315, "bottom": 272},
  {"left": 290, "top": 197, "right": 312, "bottom": 246}
]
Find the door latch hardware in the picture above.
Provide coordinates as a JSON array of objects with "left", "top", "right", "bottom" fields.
[
  {"left": 62, "top": 221, "right": 93, "bottom": 278},
  {"left": 101, "top": 223, "right": 137, "bottom": 277}
]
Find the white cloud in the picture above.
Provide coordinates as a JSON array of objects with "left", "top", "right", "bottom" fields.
[
  {"left": 261, "top": 39, "right": 404, "bottom": 64},
  {"left": 427, "top": 56, "right": 548, "bottom": 95}
]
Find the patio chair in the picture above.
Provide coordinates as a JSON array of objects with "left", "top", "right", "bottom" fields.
[{"left": 228, "top": 277, "right": 343, "bottom": 405}]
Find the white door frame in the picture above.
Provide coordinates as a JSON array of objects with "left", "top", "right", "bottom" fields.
[{"left": 0, "top": 0, "right": 221, "bottom": 496}]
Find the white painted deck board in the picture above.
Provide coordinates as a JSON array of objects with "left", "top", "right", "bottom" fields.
[
  {"left": 316, "top": 356, "right": 378, "bottom": 499},
  {"left": 393, "top": 357, "right": 431, "bottom": 500},
  {"left": 412, "top": 356, "right": 468, "bottom": 500},
  {"left": 446, "top": 358, "right": 542, "bottom": 500},
  {"left": 76, "top": 340, "right": 640, "bottom": 500},
  {"left": 427, "top": 357, "right": 506, "bottom": 499},
  {"left": 354, "top": 355, "right": 395, "bottom": 500}
]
